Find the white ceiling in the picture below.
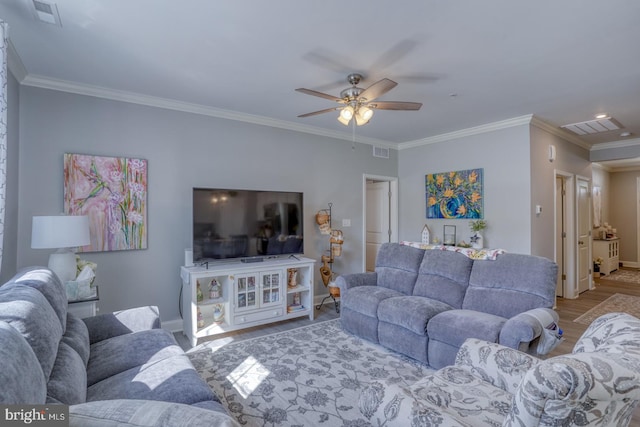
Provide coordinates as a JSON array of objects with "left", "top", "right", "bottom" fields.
[{"left": 2, "top": 0, "right": 640, "bottom": 151}]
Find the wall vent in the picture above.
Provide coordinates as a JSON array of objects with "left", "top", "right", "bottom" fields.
[
  {"left": 561, "top": 116, "right": 622, "bottom": 135},
  {"left": 373, "top": 146, "right": 389, "bottom": 159},
  {"left": 32, "top": 0, "right": 62, "bottom": 26}
]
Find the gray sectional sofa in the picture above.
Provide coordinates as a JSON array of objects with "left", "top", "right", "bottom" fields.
[
  {"left": 0, "top": 267, "right": 238, "bottom": 427},
  {"left": 337, "top": 242, "right": 558, "bottom": 369}
]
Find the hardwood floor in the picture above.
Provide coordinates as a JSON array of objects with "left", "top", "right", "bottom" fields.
[{"left": 177, "top": 275, "right": 640, "bottom": 422}]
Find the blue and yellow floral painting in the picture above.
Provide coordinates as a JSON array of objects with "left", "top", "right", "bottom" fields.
[{"left": 426, "top": 168, "right": 483, "bottom": 219}]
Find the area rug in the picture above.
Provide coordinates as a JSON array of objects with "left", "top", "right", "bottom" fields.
[
  {"left": 187, "top": 319, "right": 431, "bottom": 427},
  {"left": 573, "top": 293, "right": 640, "bottom": 325},
  {"left": 603, "top": 269, "right": 640, "bottom": 285}
]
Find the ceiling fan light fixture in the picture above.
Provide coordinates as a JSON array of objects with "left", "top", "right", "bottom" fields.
[
  {"left": 337, "top": 114, "right": 351, "bottom": 126},
  {"left": 340, "top": 105, "right": 354, "bottom": 120},
  {"left": 355, "top": 107, "right": 373, "bottom": 126},
  {"left": 359, "top": 106, "right": 374, "bottom": 121}
]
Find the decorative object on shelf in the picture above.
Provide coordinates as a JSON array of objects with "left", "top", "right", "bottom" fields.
[
  {"left": 469, "top": 219, "right": 487, "bottom": 249},
  {"left": 209, "top": 279, "right": 221, "bottom": 299},
  {"left": 288, "top": 268, "right": 298, "bottom": 289},
  {"left": 197, "top": 307, "right": 204, "bottom": 328},
  {"left": 196, "top": 280, "right": 204, "bottom": 302},
  {"left": 64, "top": 153, "right": 148, "bottom": 252},
  {"left": 31, "top": 215, "right": 91, "bottom": 283},
  {"left": 316, "top": 203, "right": 342, "bottom": 313},
  {"left": 426, "top": 168, "right": 484, "bottom": 219},
  {"left": 212, "top": 303, "right": 224, "bottom": 323},
  {"left": 443, "top": 225, "right": 456, "bottom": 246},
  {"left": 421, "top": 224, "right": 430, "bottom": 244},
  {"left": 292, "top": 292, "right": 301, "bottom": 306}
]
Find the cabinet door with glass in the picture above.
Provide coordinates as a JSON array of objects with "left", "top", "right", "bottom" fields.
[
  {"left": 234, "top": 273, "right": 258, "bottom": 312},
  {"left": 260, "top": 270, "right": 282, "bottom": 308}
]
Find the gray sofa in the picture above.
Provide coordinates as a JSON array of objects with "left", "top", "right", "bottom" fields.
[
  {"left": 337, "top": 242, "right": 558, "bottom": 369},
  {"left": 0, "top": 266, "right": 238, "bottom": 426}
]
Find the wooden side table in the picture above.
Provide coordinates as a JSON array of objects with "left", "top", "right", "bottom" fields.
[{"left": 68, "top": 286, "right": 99, "bottom": 319}]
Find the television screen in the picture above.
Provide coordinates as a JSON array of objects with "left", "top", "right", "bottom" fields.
[{"left": 193, "top": 188, "right": 303, "bottom": 262}]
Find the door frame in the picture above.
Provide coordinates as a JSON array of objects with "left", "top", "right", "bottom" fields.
[
  {"left": 362, "top": 174, "right": 399, "bottom": 272},
  {"left": 555, "top": 170, "right": 578, "bottom": 299},
  {"left": 576, "top": 175, "right": 593, "bottom": 294}
]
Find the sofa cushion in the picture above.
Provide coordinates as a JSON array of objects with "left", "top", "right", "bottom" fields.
[
  {"left": 63, "top": 313, "right": 91, "bottom": 366},
  {"left": 0, "top": 320, "right": 47, "bottom": 404},
  {"left": 428, "top": 309, "right": 506, "bottom": 349},
  {"left": 70, "top": 399, "right": 238, "bottom": 427},
  {"left": 87, "top": 328, "right": 185, "bottom": 386},
  {"left": 463, "top": 253, "right": 557, "bottom": 318},
  {"left": 86, "top": 354, "right": 217, "bottom": 405},
  {"left": 47, "top": 342, "right": 87, "bottom": 404},
  {"left": 7, "top": 267, "right": 68, "bottom": 332},
  {"left": 342, "top": 285, "right": 403, "bottom": 317},
  {"left": 0, "top": 285, "right": 63, "bottom": 380},
  {"left": 413, "top": 250, "right": 473, "bottom": 308},
  {"left": 375, "top": 243, "right": 424, "bottom": 295},
  {"left": 378, "top": 296, "right": 452, "bottom": 336}
]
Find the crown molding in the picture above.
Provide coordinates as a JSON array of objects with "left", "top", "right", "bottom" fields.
[
  {"left": 397, "top": 115, "right": 534, "bottom": 150},
  {"left": 7, "top": 39, "right": 27, "bottom": 83},
  {"left": 589, "top": 137, "right": 640, "bottom": 152},
  {"left": 529, "top": 116, "right": 590, "bottom": 149},
  {"left": 20, "top": 74, "right": 397, "bottom": 149}
]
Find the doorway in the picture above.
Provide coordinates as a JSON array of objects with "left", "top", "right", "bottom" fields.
[{"left": 363, "top": 175, "right": 398, "bottom": 272}]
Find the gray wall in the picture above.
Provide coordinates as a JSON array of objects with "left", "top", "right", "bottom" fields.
[
  {"left": 1, "top": 71, "right": 19, "bottom": 283},
  {"left": 610, "top": 170, "right": 638, "bottom": 264},
  {"left": 16, "top": 86, "right": 398, "bottom": 325},
  {"left": 398, "top": 124, "right": 532, "bottom": 253},
  {"left": 529, "top": 123, "right": 591, "bottom": 260}
]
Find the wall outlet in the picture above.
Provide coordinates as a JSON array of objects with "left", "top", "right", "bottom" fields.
[{"left": 342, "top": 219, "right": 351, "bottom": 227}]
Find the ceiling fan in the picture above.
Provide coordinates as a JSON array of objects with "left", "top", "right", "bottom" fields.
[{"left": 296, "top": 73, "right": 422, "bottom": 126}]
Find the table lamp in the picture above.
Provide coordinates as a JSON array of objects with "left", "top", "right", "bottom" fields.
[{"left": 31, "top": 215, "right": 90, "bottom": 283}]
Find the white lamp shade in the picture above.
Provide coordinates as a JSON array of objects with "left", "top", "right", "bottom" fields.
[{"left": 31, "top": 215, "right": 91, "bottom": 249}]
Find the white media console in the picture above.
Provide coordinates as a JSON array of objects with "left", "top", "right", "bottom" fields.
[{"left": 180, "top": 256, "right": 315, "bottom": 346}]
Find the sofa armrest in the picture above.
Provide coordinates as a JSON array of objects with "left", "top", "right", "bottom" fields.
[
  {"left": 499, "top": 308, "right": 559, "bottom": 353},
  {"left": 455, "top": 338, "right": 540, "bottom": 395},
  {"left": 335, "top": 272, "right": 378, "bottom": 292},
  {"left": 83, "top": 306, "right": 161, "bottom": 345},
  {"left": 506, "top": 352, "right": 640, "bottom": 426},
  {"left": 70, "top": 399, "right": 239, "bottom": 427}
]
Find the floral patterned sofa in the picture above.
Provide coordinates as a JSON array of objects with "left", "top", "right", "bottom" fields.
[{"left": 358, "top": 312, "right": 640, "bottom": 426}]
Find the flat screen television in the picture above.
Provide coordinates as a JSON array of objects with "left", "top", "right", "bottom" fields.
[{"left": 192, "top": 187, "right": 304, "bottom": 262}]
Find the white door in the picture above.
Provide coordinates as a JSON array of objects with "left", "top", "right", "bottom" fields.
[
  {"left": 577, "top": 178, "right": 591, "bottom": 294},
  {"left": 555, "top": 177, "right": 565, "bottom": 297},
  {"left": 366, "top": 181, "right": 390, "bottom": 272}
]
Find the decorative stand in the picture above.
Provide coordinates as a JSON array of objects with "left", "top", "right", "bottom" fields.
[{"left": 315, "top": 203, "right": 342, "bottom": 313}]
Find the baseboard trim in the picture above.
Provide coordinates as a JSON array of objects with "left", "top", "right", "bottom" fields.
[
  {"left": 620, "top": 261, "right": 638, "bottom": 269},
  {"left": 162, "top": 318, "right": 183, "bottom": 334}
]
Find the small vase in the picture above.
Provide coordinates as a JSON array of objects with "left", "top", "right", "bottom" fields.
[{"left": 471, "top": 232, "right": 484, "bottom": 249}]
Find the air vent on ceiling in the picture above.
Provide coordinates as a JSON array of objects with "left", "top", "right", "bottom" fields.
[
  {"left": 373, "top": 146, "right": 390, "bottom": 159},
  {"left": 32, "top": 0, "right": 61, "bottom": 26},
  {"left": 561, "top": 116, "right": 622, "bottom": 135}
]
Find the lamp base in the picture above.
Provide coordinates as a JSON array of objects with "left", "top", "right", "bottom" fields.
[{"left": 48, "top": 250, "right": 77, "bottom": 284}]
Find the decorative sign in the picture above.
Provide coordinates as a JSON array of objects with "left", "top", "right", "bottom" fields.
[
  {"left": 64, "top": 153, "right": 147, "bottom": 252},
  {"left": 426, "top": 168, "right": 483, "bottom": 219}
]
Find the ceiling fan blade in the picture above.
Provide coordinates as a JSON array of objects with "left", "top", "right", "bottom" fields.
[
  {"left": 358, "top": 78, "right": 398, "bottom": 102},
  {"left": 295, "top": 88, "right": 343, "bottom": 103},
  {"left": 370, "top": 101, "right": 422, "bottom": 111},
  {"left": 298, "top": 107, "right": 340, "bottom": 118}
]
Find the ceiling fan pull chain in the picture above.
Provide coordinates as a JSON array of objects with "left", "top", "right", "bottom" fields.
[{"left": 352, "top": 118, "right": 356, "bottom": 151}]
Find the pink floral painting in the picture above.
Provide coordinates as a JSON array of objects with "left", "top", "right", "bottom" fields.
[{"left": 64, "top": 153, "right": 147, "bottom": 252}]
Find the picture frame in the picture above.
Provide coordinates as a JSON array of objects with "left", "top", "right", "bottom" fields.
[{"left": 64, "top": 153, "right": 147, "bottom": 252}]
